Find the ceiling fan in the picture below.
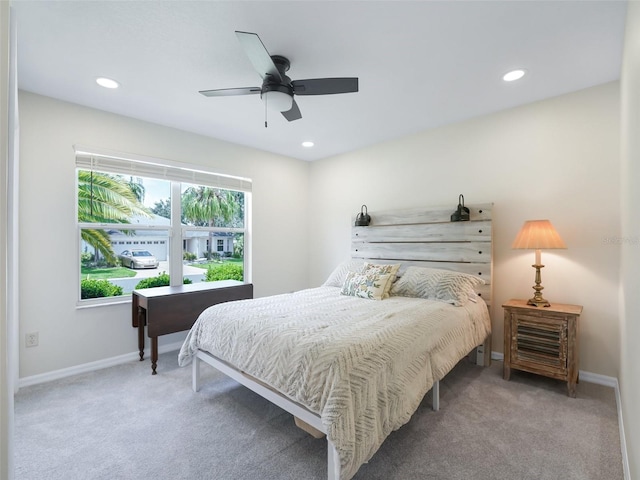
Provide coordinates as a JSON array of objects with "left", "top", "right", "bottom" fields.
[{"left": 199, "top": 31, "right": 359, "bottom": 123}]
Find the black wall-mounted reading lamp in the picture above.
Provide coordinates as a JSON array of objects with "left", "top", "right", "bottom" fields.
[
  {"left": 450, "top": 194, "right": 470, "bottom": 222},
  {"left": 355, "top": 205, "right": 371, "bottom": 226}
]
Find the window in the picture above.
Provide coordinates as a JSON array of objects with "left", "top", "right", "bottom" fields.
[{"left": 76, "top": 146, "right": 251, "bottom": 305}]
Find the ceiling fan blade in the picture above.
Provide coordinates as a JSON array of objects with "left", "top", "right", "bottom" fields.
[
  {"left": 281, "top": 99, "right": 302, "bottom": 122},
  {"left": 235, "top": 31, "right": 282, "bottom": 82},
  {"left": 199, "top": 87, "right": 261, "bottom": 97},
  {"left": 292, "top": 78, "right": 359, "bottom": 95}
]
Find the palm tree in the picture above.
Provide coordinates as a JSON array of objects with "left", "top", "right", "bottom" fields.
[
  {"left": 181, "top": 186, "right": 239, "bottom": 259},
  {"left": 78, "top": 170, "right": 151, "bottom": 264},
  {"left": 126, "top": 176, "right": 146, "bottom": 203}
]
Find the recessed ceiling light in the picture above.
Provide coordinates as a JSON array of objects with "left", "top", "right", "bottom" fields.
[
  {"left": 503, "top": 69, "right": 526, "bottom": 82},
  {"left": 96, "top": 77, "right": 119, "bottom": 89},
  {"left": 302, "top": 141, "right": 314, "bottom": 148}
]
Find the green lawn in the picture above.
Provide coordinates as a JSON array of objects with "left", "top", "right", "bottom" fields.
[
  {"left": 81, "top": 266, "right": 137, "bottom": 280},
  {"left": 188, "top": 258, "right": 243, "bottom": 270}
]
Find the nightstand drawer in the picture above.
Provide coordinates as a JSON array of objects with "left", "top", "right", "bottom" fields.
[
  {"left": 511, "top": 314, "right": 567, "bottom": 375},
  {"left": 511, "top": 314, "right": 567, "bottom": 372}
]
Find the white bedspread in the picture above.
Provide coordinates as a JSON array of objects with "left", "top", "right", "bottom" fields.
[{"left": 178, "top": 286, "right": 490, "bottom": 480}]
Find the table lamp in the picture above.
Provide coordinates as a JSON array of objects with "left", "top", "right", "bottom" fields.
[{"left": 512, "top": 219, "right": 567, "bottom": 307}]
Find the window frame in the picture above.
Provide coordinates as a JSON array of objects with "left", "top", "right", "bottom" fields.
[{"left": 75, "top": 146, "right": 252, "bottom": 307}]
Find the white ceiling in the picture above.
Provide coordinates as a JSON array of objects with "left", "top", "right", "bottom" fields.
[{"left": 12, "top": 0, "right": 628, "bottom": 161}]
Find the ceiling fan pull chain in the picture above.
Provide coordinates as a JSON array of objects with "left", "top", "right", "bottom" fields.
[{"left": 264, "top": 95, "right": 268, "bottom": 128}]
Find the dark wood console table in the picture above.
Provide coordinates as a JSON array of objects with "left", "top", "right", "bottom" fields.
[{"left": 132, "top": 280, "right": 253, "bottom": 374}]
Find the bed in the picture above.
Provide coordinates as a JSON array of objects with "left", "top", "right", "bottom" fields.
[{"left": 178, "top": 203, "right": 493, "bottom": 480}]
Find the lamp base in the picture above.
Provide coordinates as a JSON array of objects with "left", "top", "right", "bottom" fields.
[
  {"left": 527, "top": 297, "right": 550, "bottom": 308},
  {"left": 528, "top": 264, "right": 551, "bottom": 307}
]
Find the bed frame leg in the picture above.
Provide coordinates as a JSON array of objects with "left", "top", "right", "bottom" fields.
[
  {"left": 432, "top": 380, "right": 440, "bottom": 411},
  {"left": 192, "top": 354, "right": 200, "bottom": 392},
  {"left": 327, "top": 439, "right": 340, "bottom": 480},
  {"left": 475, "top": 334, "right": 492, "bottom": 367}
]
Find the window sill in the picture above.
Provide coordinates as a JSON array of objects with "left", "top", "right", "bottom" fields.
[{"left": 76, "top": 297, "right": 132, "bottom": 309}]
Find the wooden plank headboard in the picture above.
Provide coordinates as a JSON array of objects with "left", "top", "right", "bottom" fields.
[{"left": 351, "top": 203, "right": 493, "bottom": 308}]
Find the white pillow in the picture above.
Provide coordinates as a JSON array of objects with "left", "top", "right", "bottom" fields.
[
  {"left": 390, "top": 266, "right": 484, "bottom": 306},
  {"left": 340, "top": 271, "right": 393, "bottom": 300},
  {"left": 323, "top": 259, "right": 365, "bottom": 287}
]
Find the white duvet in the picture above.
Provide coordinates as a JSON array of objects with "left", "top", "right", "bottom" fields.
[{"left": 178, "top": 286, "right": 491, "bottom": 480}]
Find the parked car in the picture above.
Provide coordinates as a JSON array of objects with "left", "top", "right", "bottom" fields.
[{"left": 118, "top": 249, "right": 159, "bottom": 269}]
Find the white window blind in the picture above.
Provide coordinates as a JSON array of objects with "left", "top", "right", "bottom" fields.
[{"left": 74, "top": 144, "right": 252, "bottom": 192}]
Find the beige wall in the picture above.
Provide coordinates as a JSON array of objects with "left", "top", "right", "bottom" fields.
[
  {"left": 309, "top": 82, "right": 621, "bottom": 377},
  {"left": 17, "top": 92, "right": 311, "bottom": 378},
  {"left": 620, "top": 1, "right": 640, "bottom": 477}
]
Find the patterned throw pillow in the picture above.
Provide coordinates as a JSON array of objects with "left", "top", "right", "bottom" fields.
[
  {"left": 340, "top": 271, "right": 393, "bottom": 300},
  {"left": 390, "top": 266, "right": 484, "bottom": 306},
  {"left": 363, "top": 262, "right": 401, "bottom": 298},
  {"left": 323, "top": 259, "right": 365, "bottom": 287}
]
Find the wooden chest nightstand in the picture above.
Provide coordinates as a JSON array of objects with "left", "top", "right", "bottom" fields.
[{"left": 502, "top": 299, "right": 583, "bottom": 397}]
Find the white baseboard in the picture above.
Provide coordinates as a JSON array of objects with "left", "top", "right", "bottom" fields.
[
  {"left": 579, "top": 370, "right": 618, "bottom": 388},
  {"left": 612, "top": 377, "right": 631, "bottom": 480},
  {"left": 17, "top": 341, "right": 184, "bottom": 389}
]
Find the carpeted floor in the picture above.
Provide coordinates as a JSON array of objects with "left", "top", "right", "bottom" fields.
[{"left": 14, "top": 352, "right": 624, "bottom": 480}]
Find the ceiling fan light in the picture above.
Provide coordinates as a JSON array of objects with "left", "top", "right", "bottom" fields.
[{"left": 263, "top": 90, "right": 293, "bottom": 112}]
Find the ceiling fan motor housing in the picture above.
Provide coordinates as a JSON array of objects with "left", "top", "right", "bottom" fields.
[
  {"left": 260, "top": 55, "right": 294, "bottom": 112},
  {"left": 260, "top": 55, "right": 292, "bottom": 111},
  {"left": 270, "top": 55, "right": 291, "bottom": 73},
  {"left": 262, "top": 82, "right": 293, "bottom": 96}
]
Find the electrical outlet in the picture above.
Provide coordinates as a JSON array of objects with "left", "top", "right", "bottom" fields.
[{"left": 25, "top": 332, "right": 39, "bottom": 348}]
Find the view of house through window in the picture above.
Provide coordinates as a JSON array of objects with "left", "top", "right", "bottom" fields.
[{"left": 77, "top": 166, "right": 248, "bottom": 303}]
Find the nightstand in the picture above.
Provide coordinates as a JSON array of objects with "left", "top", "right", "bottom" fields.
[{"left": 502, "top": 299, "right": 583, "bottom": 397}]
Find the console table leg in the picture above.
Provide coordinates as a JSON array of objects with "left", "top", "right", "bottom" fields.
[
  {"left": 137, "top": 307, "right": 145, "bottom": 361},
  {"left": 151, "top": 336, "right": 158, "bottom": 375}
]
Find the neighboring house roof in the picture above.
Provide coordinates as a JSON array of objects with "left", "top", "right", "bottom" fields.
[
  {"left": 186, "top": 231, "right": 235, "bottom": 239},
  {"left": 107, "top": 213, "right": 237, "bottom": 239},
  {"left": 106, "top": 213, "right": 169, "bottom": 238},
  {"left": 130, "top": 212, "right": 170, "bottom": 226}
]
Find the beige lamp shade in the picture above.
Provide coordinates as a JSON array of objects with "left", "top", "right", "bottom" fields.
[
  {"left": 512, "top": 220, "right": 567, "bottom": 250},
  {"left": 512, "top": 219, "right": 566, "bottom": 307}
]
